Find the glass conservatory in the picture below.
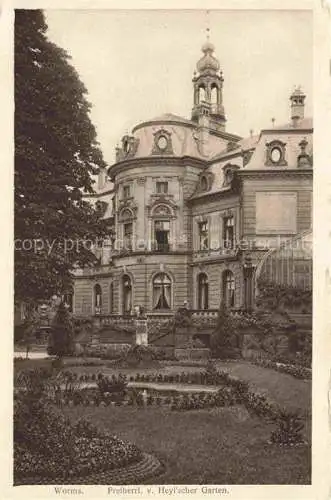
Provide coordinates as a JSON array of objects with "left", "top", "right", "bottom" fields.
[{"left": 255, "top": 230, "right": 312, "bottom": 291}]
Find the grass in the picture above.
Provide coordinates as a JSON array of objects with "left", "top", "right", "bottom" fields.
[
  {"left": 63, "top": 405, "right": 311, "bottom": 484},
  {"left": 214, "top": 361, "right": 311, "bottom": 414},
  {"left": 14, "top": 356, "right": 311, "bottom": 484},
  {"left": 14, "top": 357, "right": 311, "bottom": 414}
]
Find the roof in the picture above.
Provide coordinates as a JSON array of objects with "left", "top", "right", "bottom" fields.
[
  {"left": 263, "top": 117, "right": 313, "bottom": 132},
  {"left": 133, "top": 113, "right": 194, "bottom": 132},
  {"left": 238, "top": 134, "right": 260, "bottom": 150},
  {"left": 209, "top": 134, "right": 258, "bottom": 162}
]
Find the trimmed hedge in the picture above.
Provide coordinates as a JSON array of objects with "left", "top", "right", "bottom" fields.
[{"left": 251, "top": 357, "right": 311, "bottom": 380}]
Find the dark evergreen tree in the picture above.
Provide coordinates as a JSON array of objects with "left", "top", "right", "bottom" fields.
[
  {"left": 210, "top": 302, "right": 238, "bottom": 359},
  {"left": 48, "top": 302, "right": 74, "bottom": 358},
  {"left": 15, "top": 10, "right": 107, "bottom": 303}
]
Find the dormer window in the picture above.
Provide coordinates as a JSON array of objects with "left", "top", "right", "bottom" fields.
[
  {"left": 198, "top": 172, "right": 214, "bottom": 193},
  {"left": 265, "top": 140, "right": 287, "bottom": 166},
  {"left": 200, "top": 176, "right": 208, "bottom": 191},
  {"left": 270, "top": 147, "right": 282, "bottom": 163}
]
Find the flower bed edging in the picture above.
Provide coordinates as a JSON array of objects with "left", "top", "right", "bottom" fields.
[
  {"left": 14, "top": 452, "right": 163, "bottom": 486},
  {"left": 251, "top": 357, "right": 311, "bottom": 380}
]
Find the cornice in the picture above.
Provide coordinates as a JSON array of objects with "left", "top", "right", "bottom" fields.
[
  {"left": 108, "top": 155, "right": 207, "bottom": 180},
  {"left": 261, "top": 128, "right": 313, "bottom": 134},
  {"left": 187, "top": 187, "right": 237, "bottom": 204},
  {"left": 238, "top": 169, "right": 313, "bottom": 178},
  {"left": 190, "top": 253, "right": 240, "bottom": 266}
]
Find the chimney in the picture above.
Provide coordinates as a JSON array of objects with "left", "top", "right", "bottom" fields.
[{"left": 290, "top": 86, "right": 306, "bottom": 127}]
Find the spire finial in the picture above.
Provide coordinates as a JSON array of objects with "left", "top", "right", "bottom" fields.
[{"left": 206, "top": 9, "right": 210, "bottom": 40}]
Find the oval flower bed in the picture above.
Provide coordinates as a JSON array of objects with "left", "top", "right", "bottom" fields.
[{"left": 14, "top": 393, "right": 144, "bottom": 485}]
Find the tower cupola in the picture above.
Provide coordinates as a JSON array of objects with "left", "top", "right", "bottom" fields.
[{"left": 191, "top": 34, "right": 226, "bottom": 130}]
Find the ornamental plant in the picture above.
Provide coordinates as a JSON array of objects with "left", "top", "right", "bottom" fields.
[
  {"left": 48, "top": 302, "right": 74, "bottom": 359},
  {"left": 210, "top": 303, "right": 239, "bottom": 359},
  {"left": 270, "top": 409, "right": 305, "bottom": 446}
]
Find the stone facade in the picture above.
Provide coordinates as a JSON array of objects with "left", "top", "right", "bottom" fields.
[{"left": 73, "top": 41, "right": 313, "bottom": 319}]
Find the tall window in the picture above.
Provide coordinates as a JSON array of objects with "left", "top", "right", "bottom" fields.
[
  {"left": 222, "top": 271, "right": 235, "bottom": 308},
  {"left": 109, "top": 282, "right": 114, "bottom": 313},
  {"left": 198, "top": 273, "right": 209, "bottom": 310},
  {"left": 156, "top": 181, "right": 168, "bottom": 194},
  {"left": 123, "top": 185, "right": 131, "bottom": 199},
  {"left": 200, "top": 176, "right": 208, "bottom": 191},
  {"left": 211, "top": 85, "right": 218, "bottom": 104},
  {"left": 198, "top": 221, "right": 209, "bottom": 250},
  {"left": 63, "top": 291, "right": 73, "bottom": 313},
  {"left": 223, "top": 215, "right": 234, "bottom": 249},
  {"left": 123, "top": 222, "right": 133, "bottom": 250},
  {"left": 94, "top": 284, "right": 102, "bottom": 315},
  {"left": 122, "top": 275, "right": 132, "bottom": 315},
  {"left": 153, "top": 273, "right": 172, "bottom": 310},
  {"left": 199, "top": 86, "right": 206, "bottom": 103},
  {"left": 154, "top": 220, "right": 170, "bottom": 252}
]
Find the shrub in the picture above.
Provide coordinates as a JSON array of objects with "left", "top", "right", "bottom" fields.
[
  {"left": 96, "top": 374, "right": 127, "bottom": 396},
  {"left": 100, "top": 344, "right": 131, "bottom": 360},
  {"left": 270, "top": 409, "right": 305, "bottom": 445},
  {"left": 210, "top": 303, "right": 239, "bottom": 359},
  {"left": 48, "top": 302, "right": 74, "bottom": 358}
]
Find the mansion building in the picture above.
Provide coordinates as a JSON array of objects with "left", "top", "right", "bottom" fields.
[{"left": 73, "top": 40, "right": 313, "bottom": 318}]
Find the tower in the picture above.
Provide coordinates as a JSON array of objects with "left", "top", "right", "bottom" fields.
[{"left": 191, "top": 34, "right": 226, "bottom": 130}]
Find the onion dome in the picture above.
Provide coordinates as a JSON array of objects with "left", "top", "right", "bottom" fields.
[{"left": 196, "top": 40, "right": 220, "bottom": 74}]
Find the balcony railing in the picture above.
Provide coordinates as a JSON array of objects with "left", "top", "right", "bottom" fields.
[{"left": 92, "top": 307, "right": 248, "bottom": 330}]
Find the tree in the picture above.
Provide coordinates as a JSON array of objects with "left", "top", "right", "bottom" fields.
[
  {"left": 210, "top": 302, "right": 239, "bottom": 359},
  {"left": 48, "top": 302, "right": 74, "bottom": 358},
  {"left": 18, "top": 308, "right": 41, "bottom": 359},
  {"left": 15, "top": 10, "right": 108, "bottom": 304}
]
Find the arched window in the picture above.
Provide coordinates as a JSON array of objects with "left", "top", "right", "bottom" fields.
[
  {"left": 109, "top": 282, "right": 114, "bottom": 313},
  {"left": 222, "top": 271, "right": 235, "bottom": 308},
  {"left": 198, "top": 273, "right": 209, "bottom": 310},
  {"left": 94, "top": 284, "right": 102, "bottom": 315},
  {"left": 211, "top": 85, "right": 218, "bottom": 104},
  {"left": 63, "top": 287, "right": 74, "bottom": 313},
  {"left": 122, "top": 275, "right": 132, "bottom": 315},
  {"left": 153, "top": 273, "right": 172, "bottom": 310},
  {"left": 199, "top": 86, "right": 206, "bottom": 103}
]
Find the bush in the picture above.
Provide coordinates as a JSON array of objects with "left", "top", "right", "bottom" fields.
[
  {"left": 210, "top": 303, "right": 239, "bottom": 359},
  {"left": 48, "top": 302, "right": 74, "bottom": 358},
  {"left": 96, "top": 373, "right": 127, "bottom": 396},
  {"left": 270, "top": 409, "right": 305, "bottom": 446},
  {"left": 114, "top": 345, "right": 160, "bottom": 368}
]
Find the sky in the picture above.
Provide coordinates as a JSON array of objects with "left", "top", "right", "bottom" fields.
[{"left": 45, "top": 9, "right": 313, "bottom": 167}]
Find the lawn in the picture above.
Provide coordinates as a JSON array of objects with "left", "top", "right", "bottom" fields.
[
  {"left": 14, "top": 357, "right": 311, "bottom": 414},
  {"left": 63, "top": 405, "right": 311, "bottom": 484},
  {"left": 14, "top": 356, "right": 312, "bottom": 484}
]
